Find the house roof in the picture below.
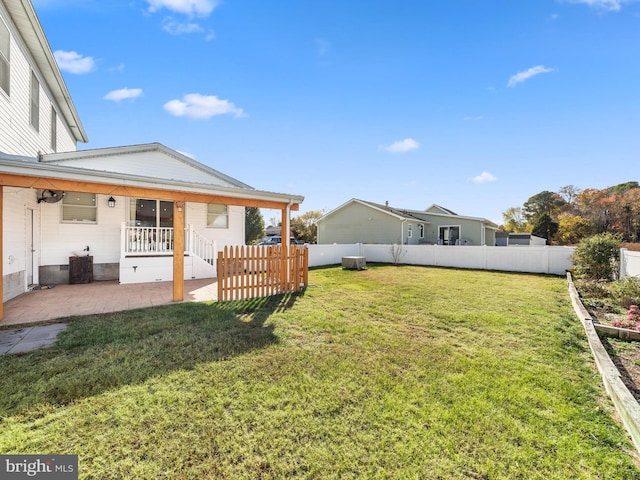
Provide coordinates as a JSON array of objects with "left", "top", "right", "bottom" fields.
[
  {"left": 0, "top": 149, "right": 304, "bottom": 209},
  {"left": 426, "top": 204, "right": 458, "bottom": 215},
  {"left": 3, "top": 0, "right": 88, "bottom": 143},
  {"left": 317, "top": 198, "right": 430, "bottom": 224},
  {"left": 317, "top": 198, "right": 498, "bottom": 228},
  {"left": 40, "top": 143, "right": 253, "bottom": 189}
]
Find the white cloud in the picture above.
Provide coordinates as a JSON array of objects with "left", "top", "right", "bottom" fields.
[
  {"left": 507, "top": 65, "right": 555, "bottom": 87},
  {"left": 103, "top": 88, "right": 143, "bottom": 102},
  {"left": 470, "top": 172, "right": 497, "bottom": 184},
  {"left": 163, "top": 94, "right": 246, "bottom": 119},
  {"left": 380, "top": 138, "right": 420, "bottom": 153},
  {"left": 147, "top": 0, "right": 218, "bottom": 17},
  {"left": 162, "top": 18, "right": 205, "bottom": 35},
  {"left": 54, "top": 50, "right": 96, "bottom": 74},
  {"left": 561, "top": 0, "right": 627, "bottom": 11}
]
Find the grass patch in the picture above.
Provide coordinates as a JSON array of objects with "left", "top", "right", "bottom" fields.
[{"left": 0, "top": 266, "right": 638, "bottom": 478}]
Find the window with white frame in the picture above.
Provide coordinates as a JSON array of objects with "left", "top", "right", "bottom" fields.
[
  {"left": 30, "top": 71, "right": 39, "bottom": 131},
  {"left": 407, "top": 224, "right": 413, "bottom": 238},
  {"left": 439, "top": 225, "right": 460, "bottom": 245},
  {"left": 62, "top": 192, "right": 97, "bottom": 223},
  {"left": 419, "top": 224, "right": 425, "bottom": 239},
  {"left": 0, "top": 19, "right": 10, "bottom": 96},
  {"left": 207, "top": 204, "right": 228, "bottom": 228}
]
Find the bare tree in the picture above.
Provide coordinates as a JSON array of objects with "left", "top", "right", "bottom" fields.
[{"left": 390, "top": 244, "right": 406, "bottom": 266}]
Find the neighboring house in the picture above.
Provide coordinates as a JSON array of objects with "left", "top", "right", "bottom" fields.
[
  {"left": 316, "top": 199, "right": 497, "bottom": 246},
  {"left": 0, "top": 0, "right": 303, "bottom": 317},
  {"left": 495, "top": 232, "right": 547, "bottom": 247}
]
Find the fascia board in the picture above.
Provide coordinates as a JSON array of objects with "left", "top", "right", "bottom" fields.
[{"left": 0, "top": 157, "right": 304, "bottom": 204}]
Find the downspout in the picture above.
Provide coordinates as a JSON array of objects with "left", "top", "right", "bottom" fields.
[{"left": 401, "top": 219, "right": 407, "bottom": 245}]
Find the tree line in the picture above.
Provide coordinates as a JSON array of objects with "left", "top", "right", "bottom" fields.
[{"left": 502, "top": 181, "right": 640, "bottom": 245}]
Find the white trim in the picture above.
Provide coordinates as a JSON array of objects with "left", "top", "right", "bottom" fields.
[{"left": 0, "top": 153, "right": 304, "bottom": 206}]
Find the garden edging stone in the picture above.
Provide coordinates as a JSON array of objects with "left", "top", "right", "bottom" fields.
[{"left": 567, "top": 272, "right": 640, "bottom": 454}]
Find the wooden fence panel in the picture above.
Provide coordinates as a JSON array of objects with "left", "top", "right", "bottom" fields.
[{"left": 217, "top": 245, "right": 308, "bottom": 301}]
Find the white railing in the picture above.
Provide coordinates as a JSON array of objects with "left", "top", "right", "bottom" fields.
[
  {"left": 188, "top": 225, "right": 216, "bottom": 264},
  {"left": 121, "top": 224, "right": 216, "bottom": 261},
  {"left": 122, "top": 224, "right": 176, "bottom": 255}
]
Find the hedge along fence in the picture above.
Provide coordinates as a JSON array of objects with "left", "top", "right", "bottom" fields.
[{"left": 308, "top": 244, "right": 575, "bottom": 276}]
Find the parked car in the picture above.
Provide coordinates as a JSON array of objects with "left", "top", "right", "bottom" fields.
[{"left": 257, "top": 236, "right": 304, "bottom": 245}]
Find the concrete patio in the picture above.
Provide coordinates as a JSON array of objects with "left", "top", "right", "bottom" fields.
[{"left": 1, "top": 279, "right": 218, "bottom": 327}]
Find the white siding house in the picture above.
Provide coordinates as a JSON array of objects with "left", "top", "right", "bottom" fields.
[{"left": 1, "top": 0, "right": 304, "bottom": 313}]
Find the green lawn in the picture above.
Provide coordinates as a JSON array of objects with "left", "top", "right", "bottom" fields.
[{"left": 1, "top": 266, "right": 638, "bottom": 479}]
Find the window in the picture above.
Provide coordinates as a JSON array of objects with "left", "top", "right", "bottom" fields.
[
  {"left": 207, "top": 204, "right": 228, "bottom": 228},
  {"left": 30, "top": 71, "right": 39, "bottom": 131},
  {"left": 407, "top": 224, "right": 413, "bottom": 238},
  {"left": 419, "top": 224, "right": 425, "bottom": 239},
  {"left": 50, "top": 107, "right": 57, "bottom": 151},
  {"left": 0, "top": 20, "right": 9, "bottom": 96},
  {"left": 62, "top": 192, "right": 96, "bottom": 223},
  {"left": 439, "top": 226, "right": 460, "bottom": 245},
  {"left": 128, "top": 198, "right": 173, "bottom": 227}
]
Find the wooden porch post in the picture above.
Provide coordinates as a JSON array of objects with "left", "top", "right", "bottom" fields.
[
  {"left": 0, "top": 185, "right": 3, "bottom": 321},
  {"left": 173, "top": 201, "right": 185, "bottom": 302},
  {"left": 281, "top": 207, "right": 289, "bottom": 246}
]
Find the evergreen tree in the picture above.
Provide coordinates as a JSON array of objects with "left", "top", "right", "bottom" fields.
[{"left": 245, "top": 207, "right": 265, "bottom": 244}]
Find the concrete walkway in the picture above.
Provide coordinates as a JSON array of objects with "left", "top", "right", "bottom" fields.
[
  {"left": 0, "top": 279, "right": 218, "bottom": 354},
  {"left": 0, "top": 323, "right": 68, "bottom": 354}
]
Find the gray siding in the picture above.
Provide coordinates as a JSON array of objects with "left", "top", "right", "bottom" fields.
[{"left": 318, "top": 202, "right": 404, "bottom": 244}]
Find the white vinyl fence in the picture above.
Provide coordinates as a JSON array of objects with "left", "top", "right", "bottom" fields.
[
  {"left": 309, "top": 244, "right": 576, "bottom": 276},
  {"left": 620, "top": 249, "right": 640, "bottom": 279}
]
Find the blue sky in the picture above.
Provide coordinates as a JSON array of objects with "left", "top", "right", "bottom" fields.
[{"left": 33, "top": 0, "right": 640, "bottom": 225}]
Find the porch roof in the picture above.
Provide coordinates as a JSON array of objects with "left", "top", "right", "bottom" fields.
[{"left": 0, "top": 152, "right": 304, "bottom": 210}]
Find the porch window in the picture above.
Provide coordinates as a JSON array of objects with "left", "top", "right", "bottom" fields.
[
  {"left": 439, "top": 226, "right": 460, "bottom": 245},
  {"left": 30, "top": 71, "right": 39, "bottom": 131},
  {"left": 419, "top": 224, "right": 424, "bottom": 239},
  {"left": 62, "top": 192, "right": 97, "bottom": 223},
  {"left": 129, "top": 198, "right": 174, "bottom": 227},
  {"left": 207, "top": 204, "right": 228, "bottom": 228},
  {"left": 0, "top": 19, "right": 9, "bottom": 96},
  {"left": 407, "top": 224, "right": 413, "bottom": 238}
]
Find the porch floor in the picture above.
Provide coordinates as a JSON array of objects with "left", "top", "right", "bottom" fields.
[{"left": 1, "top": 279, "right": 218, "bottom": 327}]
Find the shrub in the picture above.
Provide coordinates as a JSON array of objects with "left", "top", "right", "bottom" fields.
[
  {"left": 612, "top": 305, "right": 640, "bottom": 331},
  {"left": 607, "top": 277, "right": 640, "bottom": 308},
  {"left": 571, "top": 233, "right": 622, "bottom": 281}
]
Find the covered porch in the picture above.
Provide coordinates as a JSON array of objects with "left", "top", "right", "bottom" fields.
[{"left": 0, "top": 152, "right": 304, "bottom": 322}]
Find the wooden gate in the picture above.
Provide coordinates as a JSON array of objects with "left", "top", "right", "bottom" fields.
[{"left": 217, "top": 245, "right": 308, "bottom": 301}]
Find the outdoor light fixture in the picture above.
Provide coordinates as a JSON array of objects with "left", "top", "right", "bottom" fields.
[{"left": 108, "top": 196, "right": 116, "bottom": 208}]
